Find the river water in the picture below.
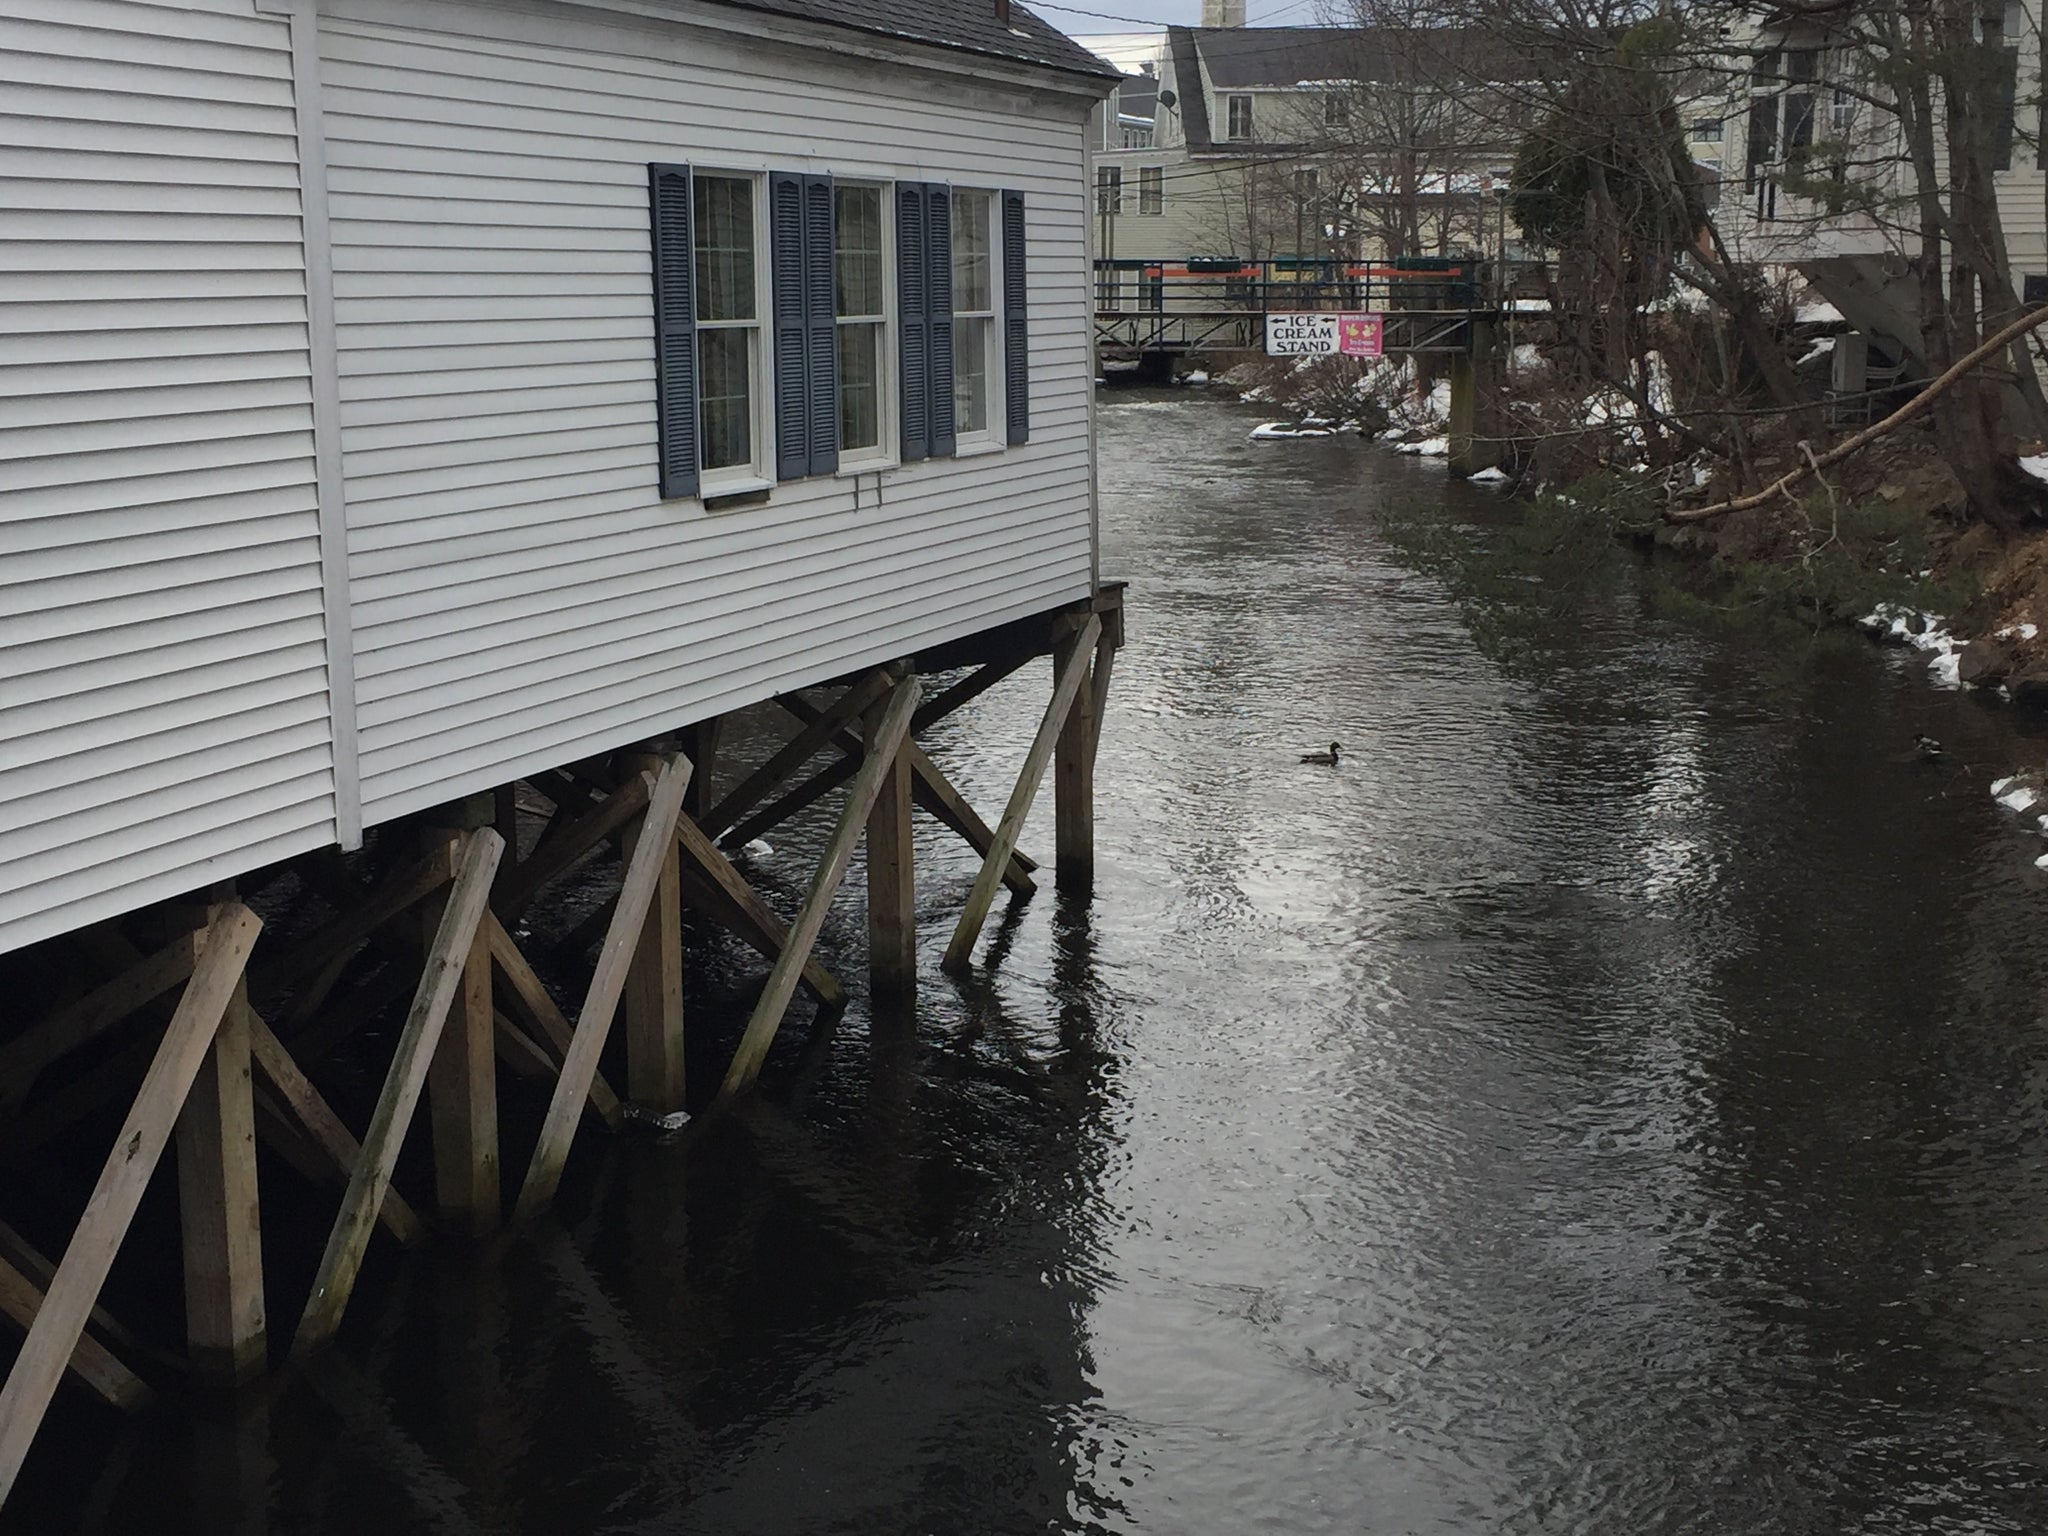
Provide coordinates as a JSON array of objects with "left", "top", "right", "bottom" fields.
[{"left": 22, "top": 391, "right": 2048, "bottom": 1533}]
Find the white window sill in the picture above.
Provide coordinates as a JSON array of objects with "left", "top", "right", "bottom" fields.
[
  {"left": 835, "top": 455, "right": 898, "bottom": 478},
  {"left": 952, "top": 438, "right": 1006, "bottom": 459},
  {"left": 700, "top": 474, "right": 773, "bottom": 507}
]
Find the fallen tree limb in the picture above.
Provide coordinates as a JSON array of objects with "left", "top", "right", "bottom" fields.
[{"left": 1667, "top": 303, "right": 2048, "bottom": 524}]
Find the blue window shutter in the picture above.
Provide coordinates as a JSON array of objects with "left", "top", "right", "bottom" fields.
[
  {"left": 897, "top": 182, "right": 929, "bottom": 463},
  {"left": 804, "top": 174, "right": 839, "bottom": 475},
  {"left": 649, "top": 162, "right": 698, "bottom": 498},
  {"left": 926, "top": 183, "right": 956, "bottom": 457},
  {"left": 1002, "top": 189, "right": 1028, "bottom": 446},
  {"left": 771, "top": 170, "right": 810, "bottom": 480}
]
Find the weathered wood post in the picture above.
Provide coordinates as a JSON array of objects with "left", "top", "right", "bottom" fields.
[
  {"left": 174, "top": 969, "right": 267, "bottom": 1386},
  {"left": 865, "top": 685, "right": 917, "bottom": 1002},
  {"left": 1052, "top": 621, "right": 1097, "bottom": 894},
  {"left": 621, "top": 749, "right": 687, "bottom": 1114},
  {"left": 421, "top": 802, "right": 500, "bottom": 1236},
  {"left": 1447, "top": 316, "right": 1501, "bottom": 478},
  {"left": 682, "top": 717, "right": 722, "bottom": 822},
  {"left": 0, "top": 904, "right": 261, "bottom": 1501}
]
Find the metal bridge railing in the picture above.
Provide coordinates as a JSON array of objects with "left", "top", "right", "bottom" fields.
[{"left": 1094, "top": 257, "right": 1496, "bottom": 357}]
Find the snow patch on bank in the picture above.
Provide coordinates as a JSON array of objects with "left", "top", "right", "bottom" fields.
[
  {"left": 1250, "top": 420, "right": 1336, "bottom": 440},
  {"left": 1860, "top": 604, "right": 1963, "bottom": 689}
]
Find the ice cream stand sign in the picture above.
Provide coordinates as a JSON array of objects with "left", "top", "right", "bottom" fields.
[{"left": 1264, "top": 312, "right": 1385, "bottom": 358}]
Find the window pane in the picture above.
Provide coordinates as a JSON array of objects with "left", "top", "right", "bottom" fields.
[
  {"left": 834, "top": 185, "right": 883, "bottom": 318},
  {"left": 953, "top": 315, "right": 989, "bottom": 435},
  {"left": 694, "top": 175, "right": 754, "bottom": 324},
  {"left": 953, "top": 192, "right": 992, "bottom": 314},
  {"left": 838, "top": 320, "right": 880, "bottom": 451},
  {"left": 698, "top": 327, "right": 751, "bottom": 470}
]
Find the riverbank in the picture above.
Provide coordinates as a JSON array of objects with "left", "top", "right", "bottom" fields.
[
  {"left": 1217, "top": 349, "right": 2048, "bottom": 712},
  {"left": 1203, "top": 351, "right": 2048, "bottom": 876}
]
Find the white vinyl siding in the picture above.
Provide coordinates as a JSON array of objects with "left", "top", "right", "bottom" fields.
[
  {"left": 318, "top": 4, "right": 1095, "bottom": 823},
  {"left": 0, "top": 0, "right": 332, "bottom": 957}
]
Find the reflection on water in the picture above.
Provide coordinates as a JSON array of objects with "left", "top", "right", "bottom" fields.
[{"left": 21, "top": 391, "right": 2048, "bottom": 1534}]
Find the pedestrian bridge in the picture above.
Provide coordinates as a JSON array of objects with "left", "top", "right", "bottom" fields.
[{"left": 1093, "top": 257, "right": 1499, "bottom": 360}]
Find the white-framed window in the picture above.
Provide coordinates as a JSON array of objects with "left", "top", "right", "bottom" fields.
[
  {"left": 1828, "top": 87, "right": 1856, "bottom": 135},
  {"left": 1324, "top": 92, "right": 1350, "bottom": 129},
  {"left": 1691, "top": 118, "right": 1723, "bottom": 141},
  {"left": 1096, "top": 164, "right": 1123, "bottom": 214},
  {"left": 1227, "top": 93, "right": 1253, "bottom": 140},
  {"left": 693, "top": 170, "right": 769, "bottom": 491},
  {"left": 951, "top": 188, "right": 1002, "bottom": 446},
  {"left": 1120, "top": 122, "right": 1154, "bottom": 148},
  {"left": 833, "top": 181, "right": 892, "bottom": 467},
  {"left": 1138, "top": 165, "right": 1163, "bottom": 215}
]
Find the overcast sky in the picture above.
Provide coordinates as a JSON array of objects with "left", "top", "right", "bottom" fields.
[{"left": 1034, "top": 1, "right": 1326, "bottom": 37}]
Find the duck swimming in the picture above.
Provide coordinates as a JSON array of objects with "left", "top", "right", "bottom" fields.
[
  {"left": 1914, "top": 733, "right": 1942, "bottom": 762},
  {"left": 1301, "top": 742, "right": 1341, "bottom": 765}
]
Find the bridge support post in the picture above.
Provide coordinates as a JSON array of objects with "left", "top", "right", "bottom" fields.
[{"left": 1448, "top": 317, "right": 1502, "bottom": 478}]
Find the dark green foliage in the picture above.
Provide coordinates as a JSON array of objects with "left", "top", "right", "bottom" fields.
[{"left": 1508, "top": 22, "right": 1706, "bottom": 295}]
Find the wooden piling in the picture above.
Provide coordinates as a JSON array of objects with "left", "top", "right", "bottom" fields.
[
  {"left": 620, "top": 752, "right": 686, "bottom": 1115},
  {"left": 943, "top": 615, "right": 1101, "bottom": 971},
  {"left": 174, "top": 976, "right": 267, "bottom": 1386},
  {"left": 293, "top": 829, "right": 502, "bottom": 1358},
  {"left": 514, "top": 753, "right": 690, "bottom": 1221},
  {"left": 0, "top": 903, "right": 261, "bottom": 1502},
  {"left": 718, "top": 676, "right": 920, "bottom": 1101},
  {"left": 422, "top": 831, "right": 500, "bottom": 1238},
  {"left": 1052, "top": 624, "right": 1097, "bottom": 894},
  {"left": 864, "top": 691, "right": 917, "bottom": 1002}
]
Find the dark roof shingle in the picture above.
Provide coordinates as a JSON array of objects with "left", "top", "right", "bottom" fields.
[{"left": 694, "top": 0, "right": 1120, "bottom": 80}]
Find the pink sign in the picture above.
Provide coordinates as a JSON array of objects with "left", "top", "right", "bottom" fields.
[{"left": 1337, "top": 314, "right": 1384, "bottom": 358}]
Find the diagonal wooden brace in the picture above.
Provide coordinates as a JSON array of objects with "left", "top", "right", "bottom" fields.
[
  {"left": 943, "top": 615, "right": 1101, "bottom": 972},
  {"left": 0, "top": 903, "right": 262, "bottom": 1503},
  {"left": 292, "top": 829, "right": 503, "bottom": 1359},
  {"left": 699, "top": 670, "right": 893, "bottom": 840},
  {"left": 773, "top": 693, "right": 1038, "bottom": 892},
  {"left": 514, "top": 754, "right": 692, "bottom": 1221},
  {"left": 717, "top": 676, "right": 921, "bottom": 1102}
]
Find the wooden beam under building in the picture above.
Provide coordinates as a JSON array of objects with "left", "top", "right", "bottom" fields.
[
  {"left": 865, "top": 690, "right": 917, "bottom": 1004},
  {"left": 0, "top": 903, "right": 262, "bottom": 1503},
  {"left": 943, "top": 615, "right": 1101, "bottom": 972},
  {"left": 718, "top": 675, "right": 920, "bottom": 1101},
  {"left": 174, "top": 976, "right": 267, "bottom": 1387},
  {"left": 293, "top": 829, "right": 503, "bottom": 1358},
  {"left": 514, "top": 753, "right": 690, "bottom": 1221}
]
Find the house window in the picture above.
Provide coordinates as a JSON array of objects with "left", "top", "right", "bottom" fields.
[
  {"left": 1786, "top": 91, "right": 1815, "bottom": 152},
  {"left": 1121, "top": 122, "right": 1154, "bottom": 148},
  {"left": 1324, "top": 93, "right": 1350, "bottom": 130},
  {"left": 1691, "top": 118, "right": 1723, "bottom": 142},
  {"left": 693, "top": 172, "right": 765, "bottom": 485},
  {"left": 1829, "top": 88, "right": 1856, "bottom": 135},
  {"left": 1139, "top": 165, "right": 1163, "bottom": 215},
  {"left": 1096, "top": 165, "right": 1122, "bottom": 214},
  {"left": 1295, "top": 167, "right": 1319, "bottom": 204},
  {"left": 952, "top": 189, "right": 1001, "bottom": 443},
  {"left": 1227, "top": 93, "right": 1253, "bottom": 140},
  {"left": 835, "top": 182, "right": 890, "bottom": 464}
]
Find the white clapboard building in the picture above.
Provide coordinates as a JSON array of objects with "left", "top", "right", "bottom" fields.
[{"left": 0, "top": 0, "right": 1117, "bottom": 956}]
